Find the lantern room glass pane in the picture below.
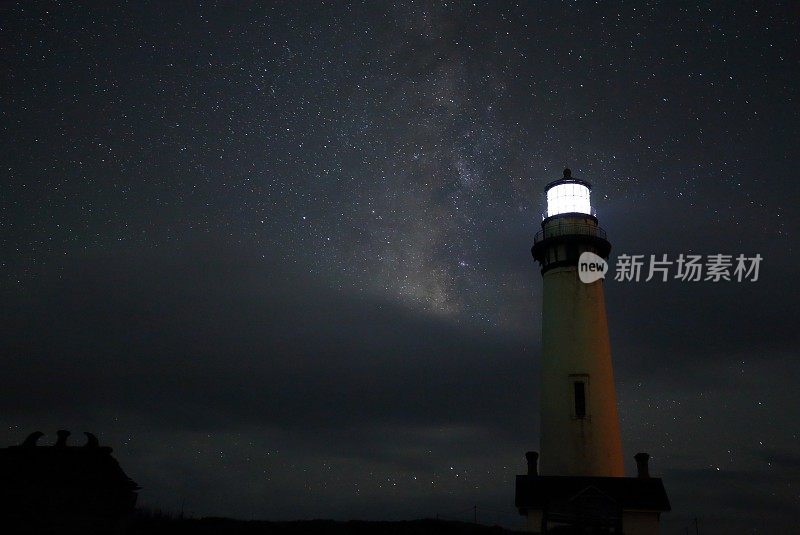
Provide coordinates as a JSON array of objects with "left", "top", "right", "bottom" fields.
[{"left": 546, "top": 183, "right": 591, "bottom": 217}]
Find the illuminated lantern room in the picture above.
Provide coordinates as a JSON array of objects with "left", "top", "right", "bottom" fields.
[{"left": 545, "top": 168, "right": 592, "bottom": 217}]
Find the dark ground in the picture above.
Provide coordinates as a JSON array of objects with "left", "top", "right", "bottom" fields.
[{"left": 128, "top": 516, "right": 514, "bottom": 535}]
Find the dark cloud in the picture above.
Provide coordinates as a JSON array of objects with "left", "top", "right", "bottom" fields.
[{"left": 1, "top": 239, "right": 532, "bottom": 429}]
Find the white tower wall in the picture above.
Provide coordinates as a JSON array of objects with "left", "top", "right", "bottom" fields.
[
  {"left": 531, "top": 173, "right": 625, "bottom": 477},
  {"left": 539, "top": 262, "right": 624, "bottom": 476}
]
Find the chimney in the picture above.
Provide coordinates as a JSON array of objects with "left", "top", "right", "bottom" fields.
[
  {"left": 525, "top": 451, "right": 539, "bottom": 476},
  {"left": 634, "top": 452, "right": 651, "bottom": 478}
]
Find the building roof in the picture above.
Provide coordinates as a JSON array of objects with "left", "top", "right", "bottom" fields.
[
  {"left": 515, "top": 475, "right": 671, "bottom": 514},
  {"left": 0, "top": 431, "right": 139, "bottom": 529}
]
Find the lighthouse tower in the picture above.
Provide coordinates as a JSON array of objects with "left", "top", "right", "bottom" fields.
[
  {"left": 532, "top": 168, "right": 624, "bottom": 477},
  {"left": 515, "top": 169, "right": 670, "bottom": 534}
]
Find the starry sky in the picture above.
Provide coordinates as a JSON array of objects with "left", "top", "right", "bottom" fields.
[{"left": 1, "top": 1, "right": 799, "bottom": 533}]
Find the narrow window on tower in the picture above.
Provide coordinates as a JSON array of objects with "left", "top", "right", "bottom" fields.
[
  {"left": 569, "top": 374, "right": 590, "bottom": 419},
  {"left": 573, "top": 381, "right": 587, "bottom": 418}
]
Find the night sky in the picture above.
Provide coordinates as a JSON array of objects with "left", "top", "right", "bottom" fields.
[{"left": 2, "top": 2, "right": 799, "bottom": 533}]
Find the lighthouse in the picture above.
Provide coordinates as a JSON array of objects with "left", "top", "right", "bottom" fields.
[
  {"left": 534, "top": 168, "right": 624, "bottom": 477},
  {"left": 515, "top": 169, "right": 670, "bottom": 534}
]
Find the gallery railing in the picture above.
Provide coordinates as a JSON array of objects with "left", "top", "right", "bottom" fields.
[{"left": 534, "top": 223, "right": 607, "bottom": 244}]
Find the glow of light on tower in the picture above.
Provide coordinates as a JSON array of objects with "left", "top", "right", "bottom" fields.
[{"left": 546, "top": 183, "right": 592, "bottom": 217}]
